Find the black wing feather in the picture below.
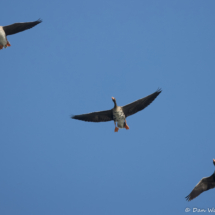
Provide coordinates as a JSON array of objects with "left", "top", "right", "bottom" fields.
[
  {"left": 122, "top": 89, "right": 162, "bottom": 118},
  {"left": 3, "top": 19, "right": 42, "bottom": 36},
  {"left": 72, "top": 109, "right": 113, "bottom": 122},
  {"left": 185, "top": 172, "right": 215, "bottom": 201}
]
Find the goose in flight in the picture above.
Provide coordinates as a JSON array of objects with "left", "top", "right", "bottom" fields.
[
  {"left": 185, "top": 159, "right": 215, "bottom": 201},
  {"left": 0, "top": 19, "right": 42, "bottom": 50},
  {"left": 72, "top": 89, "right": 161, "bottom": 132}
]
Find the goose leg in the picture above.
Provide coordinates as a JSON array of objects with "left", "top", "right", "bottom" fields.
[
  {"left": 7, "top": 41, "right": 11, "bottom": 47},
  {"left": 0, "top": 45, "right": 3, "bottom": 50},
  {"left": 124, "top": 119, "right": 129, "bottom": 130},
  {"left": 114, "top": 122, "right": 119, "bottom": 132}
]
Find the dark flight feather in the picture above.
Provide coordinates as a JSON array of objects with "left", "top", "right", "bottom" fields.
[
  {"left": 72, "top": 109, "right": 113, "bottom": 122},
  {"left": 122, "top": 89, "right": 162, "bottom": 118},
  {"left": 3, "top": 19, "right": 42, "bottom": 36},
  {"left": 186, "top": 172, "right": 215, "bottom": 201}
]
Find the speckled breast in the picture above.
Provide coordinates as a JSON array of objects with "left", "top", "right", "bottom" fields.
[
  {"left": 0, "top": 27, "right": 7, "bottom": 47},
  {"left": 113, "top": 109, "right": 125, "bottom": 128}
]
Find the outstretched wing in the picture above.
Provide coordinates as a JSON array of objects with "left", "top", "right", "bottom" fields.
[
  {"left": 185, "top": 172, "right": 215, "bottom": 201},
  {"left": 72, "top": 109, "right": 113, "bottom": 122},
  {"left": 122, "top": 89, "right": 162, "bottom": 118},
  {"left": 3, "top": 19, "right": 42, "bottom": 36}
]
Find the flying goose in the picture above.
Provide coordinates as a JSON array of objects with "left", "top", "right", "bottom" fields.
[
  {"left": 0, "top": 19, "right": 42, "bottom": 50},
  {"left": 185, "top": 159, "right": 215, "bottom": 201},
  {"left": 72, "top": 89, "right": 161, "bottom": 132}
]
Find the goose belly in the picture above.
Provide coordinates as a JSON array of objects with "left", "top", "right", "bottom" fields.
[
  {"left": 113, "top": 110, "right": 125, "bottom": 128},
  {"left": 0, "top": 27, "right": 7, "bottom": 47}
]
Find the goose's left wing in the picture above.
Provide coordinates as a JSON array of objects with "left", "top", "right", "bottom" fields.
[{"left": 122, "top": 89, "right": 162, "bottom": 118}]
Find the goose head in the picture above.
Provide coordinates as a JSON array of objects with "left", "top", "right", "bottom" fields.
[{"left": 112, "top": 97, "right": 117, "bottom": 108}]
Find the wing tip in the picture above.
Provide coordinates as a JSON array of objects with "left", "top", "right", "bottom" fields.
[
  {"left": 156, "top": 88, "right": 162, "bottom": 94},
  {"left": 36, "top": 18, "right": 43, "bottom": 24},
  {"left": 185, "top": 195, "right": 191, "bottom": 201},
  {"left": 71, "top": 115, "right": 82, "bottom": 120},
  {"left": 71, "top": 115, "right": 76, "bottom": 119}
]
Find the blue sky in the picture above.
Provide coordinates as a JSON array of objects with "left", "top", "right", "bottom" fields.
[{"left": 1, "top": 0, "right": 215, "bottom": 214}]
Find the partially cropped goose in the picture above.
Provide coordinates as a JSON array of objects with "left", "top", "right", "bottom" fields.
[
  {"left": 185, "top": 159, "right": 215, "bottom": 201},
  {"left": 72, "top": 89, "right": 161, "bottom": 132},
  {"left": 0, "top": 19, "right": 42, "bottom": 50}
]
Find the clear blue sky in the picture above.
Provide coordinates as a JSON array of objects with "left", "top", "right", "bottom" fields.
[{"left": 1, "top": 0, "right": 215, "bottom": 214}]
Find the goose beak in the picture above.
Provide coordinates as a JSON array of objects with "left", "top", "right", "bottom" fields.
[{"left": 213, "top": 159, "right": 215, "bottom": 165}]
